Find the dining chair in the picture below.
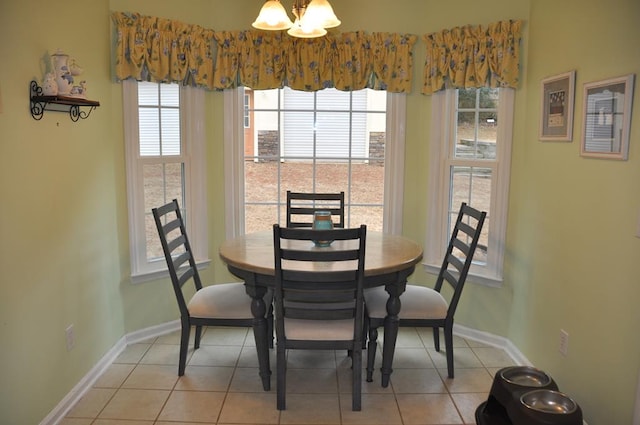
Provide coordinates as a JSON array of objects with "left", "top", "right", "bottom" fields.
[
  {"left": 273, "top": 224, "right": 367, "bottom": 411},
  {"left": 364, "top": 202, "right": 486, "bottom": 380},
  {"left": 286, "top": 190, "right": 345, "bottom": 228},
  {"left": 152, "top": 199, "right": 273, "bottom": 376}
]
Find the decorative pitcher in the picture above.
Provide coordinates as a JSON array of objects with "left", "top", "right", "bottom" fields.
[
  {"left": 51, "top": 49, "right": 73, "bottom": 95},
  {"left": 42, "top": 72, "right": 58, "bottom": 96}
]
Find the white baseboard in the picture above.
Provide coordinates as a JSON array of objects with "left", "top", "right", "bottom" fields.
[
  {"left": 124, "top": 319, "right": 180, "bottom": 345},
  {"left": 41, "top": 320, "right": 180, "bottom": 425},
  {"left": 453, "top": 323, "right": 534, "bottom": 366},
  {"left": 453, "top": 324, "right": 589, "bottom": 425},
  {"left": 39, "top": 336, "right": 127, "bottom": 425}
]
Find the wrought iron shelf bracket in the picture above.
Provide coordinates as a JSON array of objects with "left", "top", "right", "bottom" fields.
[{"left": 30, "top": 80, "right": 100, "bottom": 122}]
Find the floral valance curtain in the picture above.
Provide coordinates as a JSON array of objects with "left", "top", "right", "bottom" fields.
[
  {"left": 422, "top": 20, "right": 522, "bottom": 94},
  {"left": 211, "top": 30, "right": 416, "bottom": 92},
  {"left": 112, "top": 12, "right": 216, "bottom": 88},
  {"left": 112, "top": 12, "right": 417, "bottom": 93}
]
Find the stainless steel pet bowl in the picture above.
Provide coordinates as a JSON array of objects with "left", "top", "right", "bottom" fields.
[
  {"left": 501, "top": 366, "right": 553, "bottom": 387},
  {"left": 520, "top": 390, "right": 578, "bottom": 414},
  {"left": 485, "top": 366, "right": 559, "bottom": 418}
]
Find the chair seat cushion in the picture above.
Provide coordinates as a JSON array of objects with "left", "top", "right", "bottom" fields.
[
  {"left": 188, "top": 282, "right": 264, "bottom": 319},
  {"left": 364, "top": 285, "right": 448, "bottom": 320},
  {"left": 285, "top": 317, "right": 354, "bottom": 341}
]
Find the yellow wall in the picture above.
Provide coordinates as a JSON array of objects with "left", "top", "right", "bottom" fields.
[
  {"left": 0, "top": 1, "right": 124, "bottom": 424},
  {"left": 0, "top": 0, "right": 638, "bottom": 424},
  {"left": 510, "top": 0, "right": 640, "bottom": 422}
]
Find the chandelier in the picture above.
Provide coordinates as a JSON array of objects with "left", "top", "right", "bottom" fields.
[{"left": 252, "top": 0, "right": 341, "bottom": 38}]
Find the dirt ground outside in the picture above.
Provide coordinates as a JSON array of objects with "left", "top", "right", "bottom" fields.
[{"left": 244, "top": 161, "right": 385, "bottom": 233}]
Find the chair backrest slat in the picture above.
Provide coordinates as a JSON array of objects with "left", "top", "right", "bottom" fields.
[
  {"left": 177, "top": 267, "right": 195, "bottom": 287},
  {"left": 451, "top": 237, "right": 470, "bottom": 257},
  {"left": 457, "top": 221, "right": 476, "bottom": 238},
  {"left": 167, "top": 234, "right": 186, "bottom": 254},
  {"left": 285, "top": 307, "right": 355, "bottom": 320},
  {"left": 163, "top": 217, "right": 181, "bottom": 234},
  {"left": 280, "top": 248, "right": 360, "bottom": 263},
  {"left": 442, "top": 269, "right": 459, "bottom": 289},
  {"left": 447, "top": 253, "right": 464, "bottom": 273},
  {"left": 172, "top": 249, "right": 191, "bottom": 271},
  {"left": 282, "top": 269, "right": 358, "bottom": 285}
]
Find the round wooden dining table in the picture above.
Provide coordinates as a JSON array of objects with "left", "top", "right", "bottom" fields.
[{"left": 219, "top": 230, "right": 423, "bottom": 391}]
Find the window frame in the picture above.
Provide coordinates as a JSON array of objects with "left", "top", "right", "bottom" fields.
[
  {"left": 223, "top": 88, "right": 406, "bottom": 238},
  {"left": 243, "top": 92, "right": 251, "bottom": 128},
  {"left": 425, "top": 88, "right": 514, "bottom": 286},
  {"left": 122, "top": 79, "right": 208, "bottom": 282}
]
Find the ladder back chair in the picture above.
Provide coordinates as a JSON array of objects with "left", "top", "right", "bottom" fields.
[
  {"left": 286, "top": 191, "right": 345, "bottom": 228},
  {"left": 364, "top": 202, "right": 486, "bottom": 380},
  {"left": 273, "top": 224, "right": 366, "bottom": 411},
  {"left": 152, "top": 199, "right": 273, "bottom": 376}
]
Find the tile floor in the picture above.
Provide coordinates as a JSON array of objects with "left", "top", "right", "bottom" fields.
[{"left": 60, "top": 326, "right": 516, "bottom": 425}]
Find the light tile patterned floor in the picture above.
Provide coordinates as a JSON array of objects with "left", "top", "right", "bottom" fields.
[{"left": 61, "top": 326, "right": 516, "bottom": 425}]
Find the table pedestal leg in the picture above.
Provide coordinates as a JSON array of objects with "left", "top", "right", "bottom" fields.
[
  {"left": 379, "top": 268, "right": 412, "bottom": 388},
  {"left": 245, "top": 276, "right": 271, "bottom": 391},
  {"left": 381, "top": 291, "right": 400, "bottom": 388}
]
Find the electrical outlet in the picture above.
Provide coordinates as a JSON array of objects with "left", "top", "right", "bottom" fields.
[
  {"left": 559, "top": 329, "right": 569, "bottom": 356},
  {"left": 65, "top": 324, "right": 75, "bottom": 351}
]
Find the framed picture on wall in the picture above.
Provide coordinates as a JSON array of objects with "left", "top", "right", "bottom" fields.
[
  {"left": 539, "top": 70, "right": 576, "bottom": 141},
  {"left": 580, "top": 74, "right": 635, "bottom": 160}
]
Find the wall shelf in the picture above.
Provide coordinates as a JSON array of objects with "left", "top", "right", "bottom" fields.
[{"left": 30, "top": 80, "right": 100, "bottom": 122}]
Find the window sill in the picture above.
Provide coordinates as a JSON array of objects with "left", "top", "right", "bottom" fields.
[
  {"left": 421, "top": 262, "right": 503, "bottom": 288},
  {"left": 130, "top": 259, "right": 211, "bottom": 284}
]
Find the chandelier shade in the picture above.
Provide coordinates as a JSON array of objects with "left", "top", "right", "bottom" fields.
[
  {"left": 252, "top": 0, "right": 294, "bottom": 30},
  {"left": 304, "top": 0, "right": 340, "bottom": 28},
  {"left": 252, "top": 0, "right": 340, "bottom": 38},
  {"left": 287, "top": 21, "right": 327, "bottom": 38}
]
